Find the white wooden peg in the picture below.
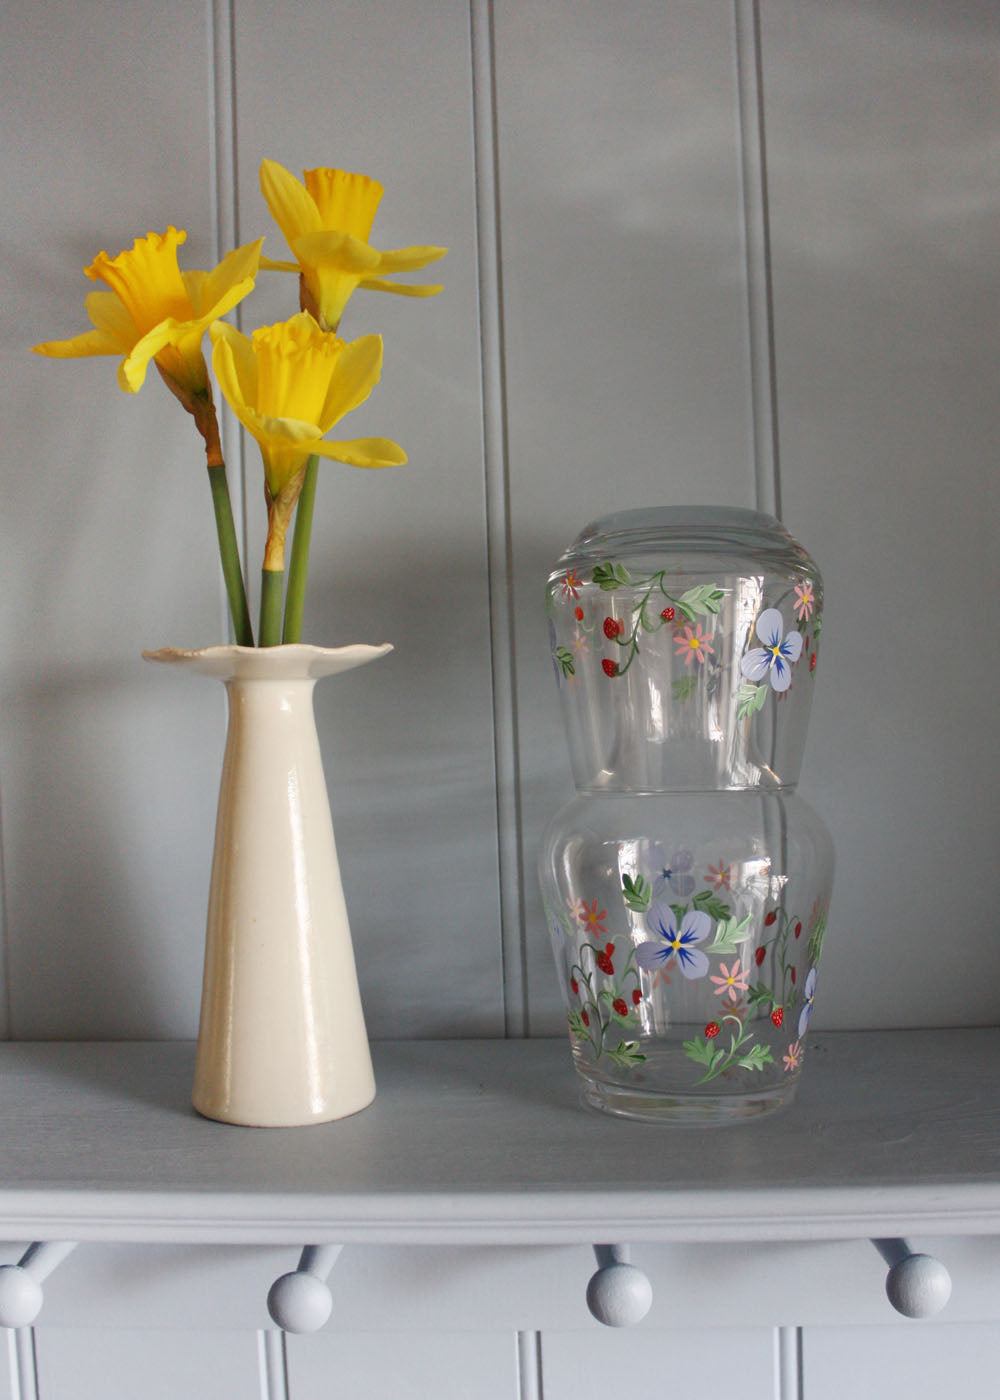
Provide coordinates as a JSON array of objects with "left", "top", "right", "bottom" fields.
[
  {"left": 586, "top": 1244, "right": 653, "bottom": 1327},
  {"left": 267, "top": 1245, "right": 342, "bottom": 1333},
  {"left": 872, "top": 1238, "right": 952, "bottom": 1318},
  {"left": 0, "top": 1242, "right": 78, "bottom": 1329}
]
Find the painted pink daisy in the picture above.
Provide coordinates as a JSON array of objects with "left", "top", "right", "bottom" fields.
[
  {"left": 578, "top": 899, "right": 608, "bottom": 936},
  {"left": 783, "top": 1040, "right": 803, "bottom": 1072},
  {"left": 560, "top": 570, "right": 582, "bottom": 600},
  {"left": 710, "top": 961, "right": 750, "bottom": 1002},
  {"left": 705, "top": 860, "right": 733, "bottom": 891},
  {"left": 793, "top": 582, "right": 815, "bottom": 621},
  {"left": 673, "top": 622, "right": 714, "bottom": 667}
]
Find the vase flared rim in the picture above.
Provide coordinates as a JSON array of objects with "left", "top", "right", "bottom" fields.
[{"left": 143, "top": 642, "right": 392, "bottom": 681}]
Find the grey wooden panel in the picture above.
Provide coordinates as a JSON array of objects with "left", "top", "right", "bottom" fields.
[
  {"left": 231, "top": 0, "right": 503, "bottom": 1037},
  {"left": 0, "top": 0, "right": 228, "bottom": 1036},
  {"left": 33, "top": 1327, "right": 261, "bottom": 1400},
  {"left": 540, "top": 1328, "right": 774, "bottom": 1400},
  {"left": 492, "top": 1, "right": 761, "bottom": 1032},
  {"left": 762, "top": 1, "right": 1000, "bottom": 1026},
  {"left": 804, "top": 1323, "right": 1000, "bottom": 1399},
  {"left": 0, "top": 1333, "right": 12, "bottom": 1400},
  {"left": 286, "top": 1330, "right": 518, "bottom": 1400}
]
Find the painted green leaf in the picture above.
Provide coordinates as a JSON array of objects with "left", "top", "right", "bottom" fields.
[
  {"left": 807, "top": 913, "right": 828, "bottom": 965},
  {"left": 622, "top": 873, "right": 652, "bottom": 913},
  {"left": 567, "top": 1011, "right": 590, "bottom": 1041},
  {"left": 747, "top": 981, "right": 775, "bottom": 1009},
  {"left": 593, "top": 561, "right": 632, "bottom": 591},
  {"left": 679, "top": 584, "right": 725, "bottom": 616},
  {"left": 737, "top": 681, "right": 768, "bottom": 720},
  {"left": 672, "top": 674, "right": 698, "bottom": 702},
  {"left": 683, "top": 1035, "right": 720, "bottom": 1069},
  {"left": 692, "top": 890, "right": 732, "bottom": 922},
  {"left": 707, "top": 911, "right": 753, "bottom": 953},
  {"left": 606, "top": 1040, "right": 646, "bottom": 1068},
  {"left": 736, "top": 1044, "right": 775, "bottom": 1072},
  {"left": 555, "top": 646, "right": 575, "bottom": 678}
]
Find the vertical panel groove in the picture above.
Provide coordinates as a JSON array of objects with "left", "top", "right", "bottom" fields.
[
  {"left": 469, "top": 0, "right": 529, "bottom": 1036},
  {"left": 0, "top": 794, "right": 10, "bottom": 1039},
  {"left": 257, "top": 1329, "right": 288, "bottom": 1400},
  {"left": 774, "top": 1325, "right": 803, "bottom": 1400},
  {"left": 733, "top": 0, "right": 782, "bottom": 519},
  {"left": 516, "top": 1331, "right": 543, "bottom": 1400},
  {"left": 207, "top": 0, "right": 249, "bottom": 635}
]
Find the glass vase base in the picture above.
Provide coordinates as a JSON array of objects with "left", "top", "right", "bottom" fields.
[{"left": 578, "top": 1073, "right": 798, "bottom": 1126}]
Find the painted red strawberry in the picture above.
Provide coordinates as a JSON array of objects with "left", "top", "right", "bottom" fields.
[
  {"left": 794, "top": 921, "right": 802, "bottom": 939},
  {"left": 632, "top": 988, "right": 642, "bottom": 1006},
  {"left": 603, "top": 616, "right": 624, "bottom": 640},
  {"left": 765, "top": 910, "right": 778, "bottom": 926},
  {"left": 570, "top": 977, "right": 579, "bottom": 996},
  {"left": 755, "top": 946, "right": 767, "bottom": 966},
  {"left": 810, "top": 652, "right": 817, "bottom": 673},
  {"left": 660, "top": 607, "right": 675, "bottom": 622},
  {"left": 574, "top": 606, "right": 584, "bottom": 621},
  {"left": 771, "top": 1007, "right": 784, "bottom": 1028},
  {"left": 602, "top": 659, "right": 619, "bottom": 677},
  {"left": 790, "top": 967, "right": 797, "bottom": 985},
  {"left": 581, "top": 1010, "right": 590, "bottom": 1026},
  {"left": 596, "top": 943, "right": 615, "bottom": 975},
  {"left": 613, "top": 997, "right": 628, "bottom": 1017},
  {"left": 705, "top": 1022, "right": 720, "bottom": 1039}
]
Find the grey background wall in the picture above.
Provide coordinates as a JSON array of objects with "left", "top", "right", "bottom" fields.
[{"left": 0, "top": 1, "right": 998, "bottom": 1394}]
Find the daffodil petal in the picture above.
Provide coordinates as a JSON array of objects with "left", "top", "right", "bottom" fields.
[
  {"left": 292, "top": 230, "right": 381, "bottom": 273},
  {"left": 180, "top": 269, "right": 209, "bottom": 311},
  {"left": 357, "top": 276, "right": 444, "bottom": 298},
  {"left": 210, "top": 322, "right": 259, "bottom": 415},
  {"left": 375, "top": 243, "right": 449, "bottom": 273},
  {"left": 198, "top": 237, "right": 263, "bottom": 315},
  {"left": 260, "top": 158, "right": 323, "bottom": 250},
  {"left": 313, "top": 436, "right": 407, "bottom": 468},
  {"left": 118, "top": 321, "right": 178, "bottom": 391},
  {"left": 259, "top": 256, "right": 301, "bottom": 273},
  {"left": 85, "top": 290, "right": 138, "bottom": 346},
  {"left": 251, "top": 414, "right": 323, "bottom": 445},
  {"left": 317, "top": 334, "right": 382, "bottom": 429},
  {"left": 33, "top": 327, "right": 122, "bottom": 359}
]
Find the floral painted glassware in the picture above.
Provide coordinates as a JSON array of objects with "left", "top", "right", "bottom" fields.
[{"left": 540, "top": 507, "right": 834, "bottom": 1123}]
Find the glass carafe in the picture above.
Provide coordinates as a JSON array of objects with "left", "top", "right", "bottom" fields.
[{"left": 540, "top": 507, "right": 834, "bottom": 1123}]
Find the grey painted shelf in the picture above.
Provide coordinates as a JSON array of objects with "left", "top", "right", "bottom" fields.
[{"left": 0, "top": 1031, "right": 998, "bottom": 1246}]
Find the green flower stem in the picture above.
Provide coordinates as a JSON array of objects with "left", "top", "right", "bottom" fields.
[
  {"left": 282, "top": 454, "right": 319, "bottom": 644},
  {"left": 207, "top": 465, "right": 254, "bottom": 647},
  {"left": 259, "top": 567, "right": 285, "bottom": 647}
]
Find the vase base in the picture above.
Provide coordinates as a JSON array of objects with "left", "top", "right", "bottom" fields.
[
  {"left": 192, "top": 1082, "right": 376, "bottom": 1129},
  {"left": 578, "top": 1075, "right": 797, "bottom": 1126}
]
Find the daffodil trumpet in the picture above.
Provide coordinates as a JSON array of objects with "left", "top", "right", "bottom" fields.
[
  {"left": 210, "top": 312, "right": 406, "bottom": 645},
  {"left": 33, "top": 227, "right": 262, "bottom": 647}
]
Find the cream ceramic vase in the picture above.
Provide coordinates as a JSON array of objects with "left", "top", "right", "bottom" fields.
[{"left": 145, "top": 643, "right": 390, "bottom": 1127}]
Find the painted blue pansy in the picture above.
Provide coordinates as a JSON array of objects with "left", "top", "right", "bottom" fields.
[
  {"left": 740, "top": 608, "right": 803, "bottom": 692},
  {"left": 798, "top": 965, "right": 818, "bottom": 1038},
  {"left": 648, "top": 844, "right": 697, "bottom": 900},
  {"left": 635, "top": 905, "right": 711, "bottom": 979}
]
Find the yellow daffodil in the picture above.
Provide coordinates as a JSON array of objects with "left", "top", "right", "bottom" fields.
[
  {"left": 259, "top": 158, "right": 446, "bottom": 330},
  {"left": 210, "top": 311, "right": 406, "bottom": 569},
  {"left": 33, "top": 228, "right": 263, "bottom": 399}
]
